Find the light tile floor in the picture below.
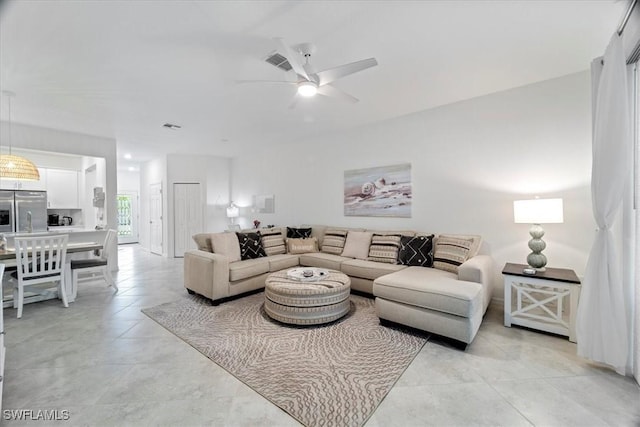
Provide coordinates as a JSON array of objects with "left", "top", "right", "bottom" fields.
[{"left": 2, "top": 244, "right": 639, "bottom": 426}]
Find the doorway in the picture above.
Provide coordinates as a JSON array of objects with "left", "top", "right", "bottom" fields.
[
  {"left": 149, "top": 182, "right": 163, "bottom": 255},
  {"left": 117, "top": 192, "right": 139, "bottom": 244}
]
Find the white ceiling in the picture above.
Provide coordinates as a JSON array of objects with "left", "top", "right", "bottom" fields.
[{"left": 0, "top": 0, "right": 626, "bottom": 169}]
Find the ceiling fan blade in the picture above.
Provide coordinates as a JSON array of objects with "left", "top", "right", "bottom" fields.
[
  {"left": 316, "top": 84, "right": 359, "bottom": 103},
  {"left": 274, "top": 37, "right": 310, "bottom": 81},
  {"left": 235, "top": 79, "right": 297, "bottom": 85},
  {"left": 316, "top": 58, "right": 378, "bottom": 86}
]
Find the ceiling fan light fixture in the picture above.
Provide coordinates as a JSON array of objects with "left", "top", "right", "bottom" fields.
[{"left": 297, "top": 81, "right": 318, "bottom": 97}]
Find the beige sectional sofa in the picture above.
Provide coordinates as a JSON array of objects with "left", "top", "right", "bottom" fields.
[{"left": 184, "top": 225, "right": 495, "bottom": 346}]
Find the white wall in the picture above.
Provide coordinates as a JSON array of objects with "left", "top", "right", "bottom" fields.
[
  {"left": 231, "top": 71, "right": 596, "bottom": 299},
  {"left": 117, "top": 169, "right": 140, "bottom": 193}
]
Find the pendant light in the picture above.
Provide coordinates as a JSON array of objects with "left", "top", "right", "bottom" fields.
[{"left": 0, "top": 91, "right": 40, "bottom": 181}]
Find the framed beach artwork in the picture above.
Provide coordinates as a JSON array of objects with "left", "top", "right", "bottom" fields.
[{"left": 344, "top": 163, "right": 412, "bottom": 217}]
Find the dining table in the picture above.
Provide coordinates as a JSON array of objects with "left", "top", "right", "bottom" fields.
[{"left": 0, "top": 241, "right": 103, "bottom": 308}]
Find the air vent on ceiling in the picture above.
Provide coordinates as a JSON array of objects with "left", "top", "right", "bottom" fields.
[
  {"left": 265, "top": 52, "right": 292, "bottom": 72},
  {"left": 163, "top": 123, "right": 181, "bottom": 130}
]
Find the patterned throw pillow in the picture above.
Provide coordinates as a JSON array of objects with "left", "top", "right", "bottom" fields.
[
  {"left": 236, "top": 232, "right": 267, "bottom": 260},
  {"left": 433, "top": 235, "right": 473, "bottom": 273},
  {"left": 368, "top": 234, "right": 402, "bottom": 264},
  {"left": 321, "top": 228, "right": 348, "bottom": 255},
  {"left": 398, "top": 235, "right": 434, "bottom": 267},
  {"left": 286, "top": 237, "right": 319, "bottom": 254},
  {"left": 286, "top": 227, "right": 312, "bottom": 239},
  {"left": 260, "top": 229, "right": 286, "bottom": 256}
]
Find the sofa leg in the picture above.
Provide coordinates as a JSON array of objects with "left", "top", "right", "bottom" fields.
[{"left": 186, "top": 288, "right": 195, "bottom": 295}]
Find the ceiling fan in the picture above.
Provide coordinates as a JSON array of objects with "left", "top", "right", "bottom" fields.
[{"left": 238, "top": 38, "right": 378, "bottom": 106}]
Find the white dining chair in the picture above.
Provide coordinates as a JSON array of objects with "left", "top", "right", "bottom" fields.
[
  {"left": 70, "top": 229, "right": 118, "bottom": 299},
  {"left": 13, "top": 234, "right": 69, "bottom": 318}
]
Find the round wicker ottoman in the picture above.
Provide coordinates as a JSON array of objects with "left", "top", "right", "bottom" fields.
[{"left": 264, "top": 269, "right": 351, "bottom": 325}]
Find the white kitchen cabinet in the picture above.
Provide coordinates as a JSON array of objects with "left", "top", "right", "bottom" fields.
[
  {"left": 0, "top": 167, "right": 47, "bottom": 191},
  {"left": 47, "top": 169, "right": 79, "bottom": 209}
]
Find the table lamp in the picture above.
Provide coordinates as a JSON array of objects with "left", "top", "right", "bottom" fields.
[
  {"left": 226, "top": 201, "right": 239, "bottom": 227},
  {"left": 513, "top": 198, "right": 563, "bottom": 272}
]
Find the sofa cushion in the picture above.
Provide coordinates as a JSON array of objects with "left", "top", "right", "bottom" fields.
[
  {"left": 341, "top": 231, "right": 373, "bottom": 260},
  {"left": 210, "top": 232, "right": 241, "bottom": 262},
  {"left": 236, "top": 232, "right": 267, "bottom": 260},
  {"left": 368, "top": 233, "right": 402, "bottom": 264},
  {"left": 299, "top": 252, "right": 351, "bottom": 271},
  {"left": 267, "top": 254, "right": 300, "bottom": 272},
  {"left": 287, "top": 227, "right": 312, "bottom": 239},
  {"left": 260, "top": 228, "right": 286, "bottom": 256},
  {"left": 192, "top": 233, "right": 213, "bottom": 252},
  {"left": 287, "top": 237, "right": 319, "bottom": 254},
  {"left": 341, "top": 259, "right": 407, "bottom": 281},
  {"left": 321, "top": 228, "right": 348, "bottom": 255},
  {"left": 373, "top": 266, "right": 481, "bottom": 318},
  {"left": 229, "top": 258, "right": 270, "bottom": 281},
  {"left": 398, "top": 234, "right": 435, "bottom": 267},
  {"left": 433, "top": 235, "right": 473, "bottom": 273}
]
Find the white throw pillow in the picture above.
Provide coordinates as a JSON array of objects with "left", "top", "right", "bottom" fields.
[
  {"left": 341, "top": 231, "right": 373, "bottom": 260},
  {"left": 210, "top": 232, "right": 241, "bottom": 262}
]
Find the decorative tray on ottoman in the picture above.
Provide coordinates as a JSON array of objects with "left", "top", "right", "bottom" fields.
[{"left": 286, "top": 267, "right": 330, "bottom": 282}]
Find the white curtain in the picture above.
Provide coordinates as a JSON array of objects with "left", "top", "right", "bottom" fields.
[{"left": 576, "top": 34, "right": 633, "bottom": 375}]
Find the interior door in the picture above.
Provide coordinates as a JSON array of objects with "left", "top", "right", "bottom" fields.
[
  {"left": 173, "top": 183, "right": 202, "bottom": 257},
  {"left": 149, "top": 183, "right": 163, "bottom": 255}
]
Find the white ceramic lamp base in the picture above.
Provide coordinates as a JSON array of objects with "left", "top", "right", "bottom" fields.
[{"left": 526, "top": 223, "right": 547, "bottom": 271}]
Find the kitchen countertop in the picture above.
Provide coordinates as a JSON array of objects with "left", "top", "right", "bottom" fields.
[{"left": 3, "top": 228, "right": 106, "bottom": 237}]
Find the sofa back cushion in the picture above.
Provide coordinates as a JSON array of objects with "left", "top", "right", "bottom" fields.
[
  {"left": 341, "top": 231, "right": 373, "bottom": 260},
  {"left": 210, "top": 232, "right": 241, "bottom": 262},
  {"left": 287, "top": 237, "right": 319, "bottom": 254},
  {"left": 398, "top": 234, "right": 435, "bottom": 267},
  {"left": 321, "top": 228, "right": 348, "bottom": 255},
  {"left": 260, "top": 228, "right": 286, "bottom": 256},
  {"left": 192, "top": 233, "right": 213, "bottom": 252},
  {"left": 368, "top": 233, "right": 403, "bottom": 264},
  {"left": 433, "top": 235, "right": 474, "bottom": 273}
]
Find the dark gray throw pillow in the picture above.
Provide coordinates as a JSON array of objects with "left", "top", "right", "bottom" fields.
[
  {"left": 398, "top": 235, "right": 434, "bottom": 267},
  {"left": 286, "top": 227, "right": 312, "bottom": 239},
  {"left": 236, "top": 232, "right": 267, "bottom": 260}
]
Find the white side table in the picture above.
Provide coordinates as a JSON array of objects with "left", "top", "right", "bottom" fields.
[{"left": 503, "top": 263, "right": 581, "bottom": 342}]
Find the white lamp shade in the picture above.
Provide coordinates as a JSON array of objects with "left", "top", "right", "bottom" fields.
[
  {"left": 513, "top": 198, "right": 563, "bottom": 224},
  {"left": 226, "top": 203, "right": 239, "bottom": 218}
]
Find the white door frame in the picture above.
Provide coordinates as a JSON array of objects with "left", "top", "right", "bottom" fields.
[{"left": 149, "top": 182, "right": 163, "bottom": 255}]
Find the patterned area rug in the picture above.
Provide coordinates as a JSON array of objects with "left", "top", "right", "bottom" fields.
[{"left": 142, "top": 292, "right": 428, "bottom": 427}]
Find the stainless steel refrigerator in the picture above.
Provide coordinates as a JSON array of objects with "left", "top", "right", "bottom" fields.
[{"left": 0, "top": 190, "right": 48, "bottom": 233}]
